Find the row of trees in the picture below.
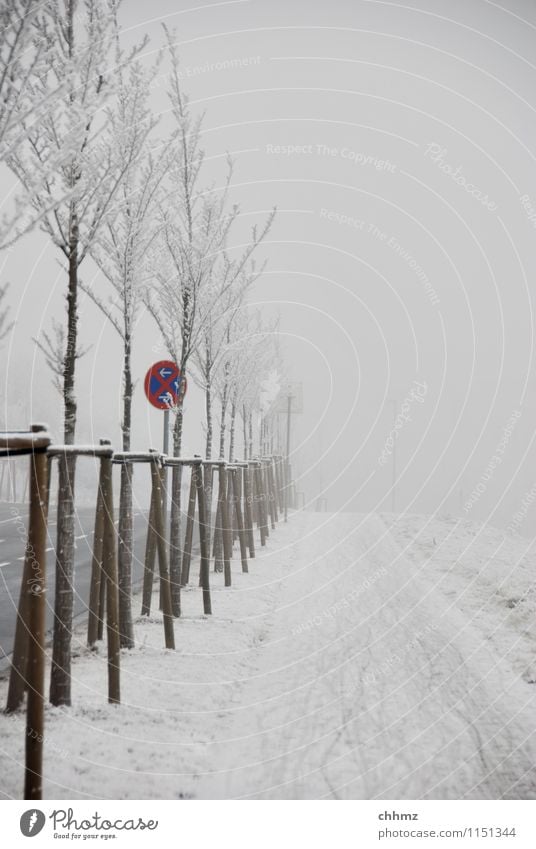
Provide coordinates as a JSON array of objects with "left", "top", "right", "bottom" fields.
[{"left": 1, "top": 2, "right": 281, "bottom": 704}]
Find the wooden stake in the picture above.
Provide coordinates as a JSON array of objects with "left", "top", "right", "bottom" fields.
[
  {"left": 87, "top": 487, "right": 104, "bottom": 647},
  {"left": 194, "top": 462, "right": 212, "bottom": 614},
  {"left": 220, "top": 465, "right": 232, "bottom": 587},
  {"left": 141, "top": 487, "right": 157, "bottom": 616},
  {"left": 99, "top": 442, "right": 121, "bottom": 704},
  {"left": 231, "top": 469, "right": 248, "bottom": 573},
  {"left": 24, "top": 426, "right": 49, "bottom": 800},
  {"left": 180, "top": 465, "right": 197, "bottom": 586},
  {"left": 150, "top": 456, "right": 175, "bottom": 647},
  {"left": 243, "top": 466, "right": 255, "bottom": 559}
]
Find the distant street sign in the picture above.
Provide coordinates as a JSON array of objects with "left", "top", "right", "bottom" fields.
[
  {"left": 144, "top": 360, "right": 187, "bottom": 410},
  {"left": 273, "top": 381, "right": 303, "bottom": 414}
]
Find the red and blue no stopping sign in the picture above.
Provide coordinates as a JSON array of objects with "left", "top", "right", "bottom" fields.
[{"left": 144, "top": 360, "right": 187, "bottom": 410}]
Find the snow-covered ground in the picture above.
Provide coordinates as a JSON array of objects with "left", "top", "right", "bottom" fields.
[{"left": 1, "top": 510, "right": 535, "bottom": 800}]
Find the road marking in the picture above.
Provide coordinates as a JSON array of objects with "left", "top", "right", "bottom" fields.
[
  {"left": 0, "top": 539, "right": 4, "bottom": 544},
  {"left": 0, "top": 562, "right": 10, "bottom": 568},
  {"left": 45, "top": 547, "right": 53, "bottom": 552},
  {"left": 75, "top": 534, "right": 87, "bottom": 540}
]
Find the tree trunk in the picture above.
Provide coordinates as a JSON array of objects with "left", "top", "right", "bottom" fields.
[
  {"left": 50, "top": 229, "right": 78, "bottom": 707},
  {"left": 228, "top": 400, "right": 237, "bottom": 462},
  {"left": 118, "top": 463, "right": 134, "bottom": 647},
  {"left": 205, "top": 380, "right": 213, "bottom": 460},
  {"left": 117, "top": 338, "right": 134, "bottom": 647},
  {"left": 219, "top": 393, "right": 228, "bottom": 459},
  {"left": 49, "top": 452, "right": 76, "bottom": 706},
  {"left": 169, "top": 406, "right": 183, "bottom": 617}
]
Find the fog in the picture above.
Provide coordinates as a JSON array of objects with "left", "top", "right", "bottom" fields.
[{"left": 2, "top": 0, "right": 536, "bottom": 531}]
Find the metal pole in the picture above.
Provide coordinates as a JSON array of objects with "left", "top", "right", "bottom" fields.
[{"left": 162, "top": 408, "right": 169, "bottom": 520}]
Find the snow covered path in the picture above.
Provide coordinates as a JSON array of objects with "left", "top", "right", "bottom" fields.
[{"left": 1, "top": 512, "right": 535, "bottom": 799}]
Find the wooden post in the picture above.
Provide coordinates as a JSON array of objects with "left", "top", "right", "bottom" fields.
[
  {"left": 24, "top": 428, "right": 49, "bottom": 800},
  {"left": 258, "top": 464, "right": 268, "bottom": 541},
  {"left": 194, "top": 462, "right": 212, "bottom": 614},
  {"left": 253, "top": 465, "right": 265, "bottom": 546},
  {"left": 220, "top": 465, "right": 232, "bottom": 587},
  {"left": 97, "top": 559, "right": 106, "bottom": 642},
  {"left": 141, "top": 486, "right": 157, "bottom": 616},
  {"left": 231, "top": 469, "right": 248, "bottom": 573},
  {"left": 87, "top": 487, "right": 104, "bottom": 646},
  {"left": 180, "top": 465, "right": 197, "bottom": 586},
  {"left": 266, "top": 462, "right": 276, "bottom": 530},
  {"left": 243, "top": 465, "right": 255, "bottom": 559},
  {"left": 99, "top": 441, "right": 121, "bottom": 704},
  {"left": 213, "top": 468, "right": 224, "bottom": 574},
  {"left": 268, "top": 460, "right": 278, "bottom": 524},
  {"left": 6, "top": 549, "right": 33, "bottom": 713},
  {"left": 150, "top": 455, "right": 175, "bottom": 648},
  {"left": 275, "top": 457, "right": 284, "bottom": 513}
]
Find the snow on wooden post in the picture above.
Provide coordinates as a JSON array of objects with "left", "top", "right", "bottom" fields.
[
  {"left": 194, "top": 462, "right": 212, "bottom": 615},
  {"left": 141, "top": 487, "right": 157, "bottom": 616},
  {"left": 231, "top": 468, "right": 248, "bottom": 573},
  {"left": 98, "top": 440, "right": 121, "bottom": 705},
  {"left": 87, "top": 486, "right": 104, "bottom": 647},
  {"left": 181, "top": 465, "right": 197, "bottom": 586},
  {"left": 149, "top": 452, "right": 175, "bottom": 648},
  {"left": 243, "top": 465, "right": 255, "bottom": 559}
]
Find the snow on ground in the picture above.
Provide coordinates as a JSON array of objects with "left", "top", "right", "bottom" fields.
[{"left": 1, "top": 510, "right": 535, "bottom": 800}]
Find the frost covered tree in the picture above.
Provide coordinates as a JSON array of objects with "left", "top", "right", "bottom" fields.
[
  {"left": 225, "top": 312, "right": 278, "bottom": 461},
  {"left": 0, "top": 0, "right": 40, "bottom": 150},
  {"left": 145, "top": 30, "right": 274, "bottom": 608},
  {"left": 193, "top": 277, "right": 250, "bottom": 461},
  {"left": 0, "top": 283, "right": 14, "bottom": 343},
  {"left": 237, "top": 323, "right": 280, "bottom": 460},
  {"left": 83, "top": 56, "right": 166, "bottom": 648},
  {"left": 0, "top": 0, "right": 44, "bottom": 244},
  {"left": 9, "top": 0, "right": 146, "bottom": 705}
]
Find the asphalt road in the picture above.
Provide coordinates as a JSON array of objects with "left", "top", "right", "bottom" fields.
[{"left": 0, "top": 503, "right": 151, "bottom": 663}]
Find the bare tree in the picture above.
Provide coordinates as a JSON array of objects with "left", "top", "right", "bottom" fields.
[
  {"left": 145, "top": 29, "right": 275, "bottom": 609},
  {"left": 82, "top": 57, "right": 165, "bottom": 648},
  {"left": 11, "top": 0, "right": 145, "bottom": 705},
  {"left": 225, "top": 311, "right": 276, "bottom": 461}
]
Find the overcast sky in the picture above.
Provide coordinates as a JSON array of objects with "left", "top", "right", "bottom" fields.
[{"left": 3, "top": 0, "right": 536, "bottom": 530}]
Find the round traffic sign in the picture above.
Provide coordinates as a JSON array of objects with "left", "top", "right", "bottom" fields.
[{"left": 144, "top": 360, "right": 187, "bottom": 410}]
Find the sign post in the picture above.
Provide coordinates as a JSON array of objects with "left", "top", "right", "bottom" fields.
[{"left": 144, "top": 360, "right": 187, "bottom": 520}]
